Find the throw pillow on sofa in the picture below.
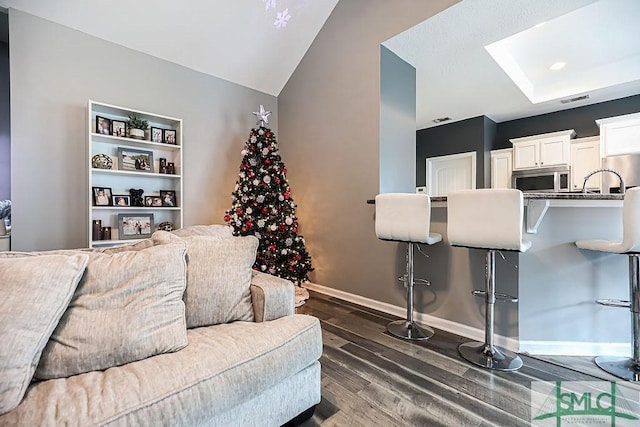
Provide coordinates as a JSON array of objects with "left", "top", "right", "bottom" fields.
[
  {"left": 154, "top": 232, "right": 258, "bottom": 328},
  {"left": 0, "top": 253, "right": 89, "bottom": 415},
  {"left": 34, "top": 240, "right": 189, "bottom": 379}
]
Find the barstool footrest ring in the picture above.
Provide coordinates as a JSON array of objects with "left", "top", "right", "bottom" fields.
[
  {"left": 596, "top": 299, "right": 630, "bottom": 308},
  {"left": 495, "top": 293, "right": 518, "bottom": 303}
]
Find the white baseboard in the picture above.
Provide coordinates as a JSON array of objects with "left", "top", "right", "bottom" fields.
[
  {"left": 304, "top": 282, "right": 632, "bottom": 357},
  {"left": 520, "top": 341, "right": 630, "bottom": 357},
  {"left": 303, "top": 282, "right": 520, "bottom": 352}
]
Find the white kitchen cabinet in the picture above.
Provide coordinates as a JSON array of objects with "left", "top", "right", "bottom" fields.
[
  {"left": 88, "top": 100, "right": 183, "bottom": 247},
  {"left": 511, "top": 129, "right": 576, "bottom": 170},
  {"left": 490, "top": 148, "right": 512, "bottom": 189},
  {"left": 570, "top": 136, "right": 601, "bottom": 191},
  {"left": 596, "top": 112, "right": 640, "bottom": 157}
]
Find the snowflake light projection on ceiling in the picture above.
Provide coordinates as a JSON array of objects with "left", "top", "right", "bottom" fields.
[{"left": 262, "top": 0, "right": 293, "bottom": 30}]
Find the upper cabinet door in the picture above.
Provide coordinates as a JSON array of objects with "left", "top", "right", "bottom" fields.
[
  {"left": 513, "top": 141, "right": 538, "bottom": 169},
  {"left": 539, "top": 135, "right": 570, "bottom": 167},
  {"left": 597, "top": 112, "right": 640, "bottom": 157},
  {"left": 511, "top": 129, "right": 575, "bottom": 170}
]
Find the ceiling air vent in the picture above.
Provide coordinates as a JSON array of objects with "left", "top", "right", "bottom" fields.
[
  {"left": 432, "top": 117, "right": 451, "bottom": 123},
  {"left": 560, "top": 94, "right": 590, "bottom": 104}
]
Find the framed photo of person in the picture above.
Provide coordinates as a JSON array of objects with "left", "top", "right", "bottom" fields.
[
  {"left": 111, "top": 120, "right": 126, "bottom": 138},
  {"left": 118, "top": 213, "right": 154, "bottom": 240},
  {"left": 144, "top": 196, "right": 163, "bottom": 207},
  {"left": 160, "top": 190, "right": 177, "bottom": 207},
  {"left": 92, "top": 187, "right": 113, "bottom": 206},
  {"left": 158, "top": 158, "right": 167, "bottom": 174},
  {"left": 96, "top": 116, "right": 111, "bottom": 135},
  {"left": 112, "top": 195, "right": 131, "bottom": 206},
  {"left": 117, "top": 147, "right": 154, "bottom": 172},
  {"left": 163, "top": 129, "right": 177, "bottom": 145},
  {"left": 151, "top": 127, "right": 164, "bottom": 143}
]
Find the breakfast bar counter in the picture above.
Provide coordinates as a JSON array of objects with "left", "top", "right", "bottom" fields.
[{"left": 418, "top": 192, "right": 630, "bottom": 357}]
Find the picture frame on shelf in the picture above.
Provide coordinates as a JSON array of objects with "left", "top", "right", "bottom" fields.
[
  {"left": 144, "top": 196, "right": 163, "bottom": 207},
  {"left": 96, "top": 116, "right": 111, "bottom": 135},
  {"left": 163, "top": 129, "right": 177, "bottom": 145},
  {"left": 112, "top": 195, "right": 131, "bottom": 206},
  {"left": 151, "top": 127, "right": 164, "bottom": 143},
  {"left": 111, "top": 120, "right": 126, "bottom": 138},
  {"left": 117, "top": 147, "right": 154, "bottom": 172},
  {"left": 92, "top": 187, "right": 113, "bottom": 206},
  {"left": 167, "top": 162, "right": 175, "bottom": 174},
  {"left": 158, "top": 158, "right": 167, "bottom": 174},
  {"left": 160, "top": 190, "right": 177, "bottom": 207},
  {"left": 118, "top": 213, "right": 154, "bottom": 240}
]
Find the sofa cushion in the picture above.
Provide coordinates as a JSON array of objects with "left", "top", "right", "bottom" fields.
[
  {"left": 0, "top": 315, "right": 322, "bottom": 426},
  {"left": 34, "top": 240, "right": 189, "bottom": 379},
  {"left": 155, "top": 233, "right": 258, "bottom": 328},
  {"left": 0, "top": 253, "right": 89, "bottom": 415},
  {"left": 172, "top": 224, "right": 233, "bottom": 238}
]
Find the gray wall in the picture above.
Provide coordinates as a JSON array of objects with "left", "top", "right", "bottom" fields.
[
  {"left": 9, "top": 10, "right": 276, "bottom": 251},
  {"left": 0, "top": 21, "right": 9, "bottom": 200},
  {"left": 379, "top": 45, "right": 415, "bottom": 193},
  {"left": 278, "top": 0, "right": 460, "bottom": 309}
]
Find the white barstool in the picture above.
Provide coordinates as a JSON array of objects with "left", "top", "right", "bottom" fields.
[
  {"left": 375, "top": 193, "right": 442, "bottom": 341},
  {"left": 576, "top": 187, "right": 640, "bottom": 381},
  {"left": 447, "top": 189, "right": 531, "bottom": 371}
]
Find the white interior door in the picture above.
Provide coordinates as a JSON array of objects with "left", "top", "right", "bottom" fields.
[{"left": 426, "top": 152, "right": 477, "bottom": 196}]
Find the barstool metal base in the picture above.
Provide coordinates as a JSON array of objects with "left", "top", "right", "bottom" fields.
[
  {"left": 458, "top": 341, "right": 523, "bottom": 372},
  {"left": 595, "top": 356, "right": 640, "bottom": 381},
  {"left": 387, "top": 320, "right": 434, "bottom": 341}
]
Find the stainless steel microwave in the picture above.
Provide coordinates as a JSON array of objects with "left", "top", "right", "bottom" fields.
[{"left": 511, "top": 166, "right": 571, "bottom": 192}]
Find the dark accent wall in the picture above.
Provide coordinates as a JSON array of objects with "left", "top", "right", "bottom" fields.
[
  {"left": 416, "top": 115, "right": 495, "bottom": 187},
  {"left": 494, "top": 94, "right": 640, "bottom": 149},
  {"left": 483, "top": 116, "right": 497, "bottom": 186},
  {"left": 0, "top": 11, "right": 9, "bottom": 200}
]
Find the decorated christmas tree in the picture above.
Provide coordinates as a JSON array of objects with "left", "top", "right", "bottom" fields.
[{"left": 224, "top": 106, "right": 313, "bottom": 286}]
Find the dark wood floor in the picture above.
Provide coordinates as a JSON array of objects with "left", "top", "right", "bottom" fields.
[{"left": 296, "top": 291, "right": 639, "bottom": 426}]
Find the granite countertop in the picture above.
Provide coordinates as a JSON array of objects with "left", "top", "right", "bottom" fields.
[
  {"left": 430, "top": 192, "right": 624, "bottom": 202},
  {"left": 367, "top": 192, "right": 624, "bottom": 205}
]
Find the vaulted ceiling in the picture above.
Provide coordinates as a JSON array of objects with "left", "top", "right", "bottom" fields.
[
  {"left": 2, "top": 0, "right": 639, "bottom": 130},
  {"left": 0, "top": 0, "right": 339, "bottom": 95}
]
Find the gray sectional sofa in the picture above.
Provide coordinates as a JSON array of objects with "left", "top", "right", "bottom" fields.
[{"left": 0, "top": 225, "right": 322, "bottom": 426}]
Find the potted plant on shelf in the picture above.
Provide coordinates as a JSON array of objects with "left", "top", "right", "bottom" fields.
[{"left": 127, "top": 115, "right": 149, "bottom": 140}]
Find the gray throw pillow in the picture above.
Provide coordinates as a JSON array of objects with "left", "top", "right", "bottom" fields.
[
  {"left": 34, "top": 240, "right": 188, "bottom": 379},
  {"left": 154, "top": 232, "right": 258, "bottom": 327},
  {"left": 0, "top": 253, "right": 89, "bottom": 415}
]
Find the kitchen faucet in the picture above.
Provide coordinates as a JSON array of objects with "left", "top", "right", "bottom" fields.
[{"left": 582, "top": 168, "right": 625, "bottom": 195}]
